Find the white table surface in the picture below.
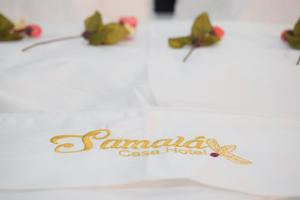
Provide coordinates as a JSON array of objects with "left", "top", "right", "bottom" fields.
[{"left": 0, "top": 19, "right": 299, "bottom": 200}]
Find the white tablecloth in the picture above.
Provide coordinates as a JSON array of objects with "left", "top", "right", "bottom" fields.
[{"left": 1, "top": 18, "right": 299, "bottom": 200}]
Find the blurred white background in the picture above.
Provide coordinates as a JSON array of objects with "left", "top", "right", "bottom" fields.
[
  {"left": 0, "top": 0, "right": 152, "bottom": 23},
  {"left": 176, "top": 0, "right": 300, "bottom": 23},
  {"left": 0, "top": 0, "right": 299, "bottom": 24}
]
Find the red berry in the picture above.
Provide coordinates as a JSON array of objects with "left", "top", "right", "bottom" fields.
[
  {"left": 119, "top": 16, "right": 138, "bottom": 29},
  {"left": 281, "top": 29, "right": 289, "bottom": 42},
  {"left": 26, "top": 24, "right": 42, "bottom": 38},
  {"left": 213, "top": 26, "right": 224, "bottom": 39}
]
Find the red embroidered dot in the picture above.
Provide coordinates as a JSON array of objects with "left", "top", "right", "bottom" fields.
[{"left": 210, "top": 152, "right": 219, "bottom": 157}]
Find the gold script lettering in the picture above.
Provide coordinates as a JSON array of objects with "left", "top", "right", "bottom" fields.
[
  {"left": 183, "top": 136, "right": 206, "bottom": 149},
  {"left": 151, "top": 139, "right": 173, "bottom": 148},
  {"left": 120, "top": 139, "right": 150, "bottom": 149},
  {"left": 100, "top": 139, "right": 123, "bottom": 149},
  {"left": 50, "top": 129, "right": 110, "bottom": 153}
]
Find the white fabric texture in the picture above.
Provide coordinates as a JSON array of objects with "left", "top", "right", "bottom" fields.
[
  {"left": 0, "top": 111, "right": 148, "bottom": 189},
  {"left": 0, "top": 0, "right": 151, "bottom": 23},
  {"left": 148, "top": 20, "right": 300, "bottom": 120},
  {"left": 0, "top": 179, "right": 272, "bottom": 200},
  {"left": 0, "top": 1, "right": 300, "bottom": 199},
  {"left": 0, "top": 23, "right": 148, "bottom": 112},
  {"left": 1, "top": 107, "right": 300, "bottom": 197},
  {"left": 175, "top": 0, "right": 300, "bottom": 23},
  {"left": 135, "top": 87, "right": 300, "bottom": 197}
]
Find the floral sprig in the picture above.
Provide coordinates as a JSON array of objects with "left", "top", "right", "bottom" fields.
[
  {"left": 0, "top": 14, "right": 42, "bottom": 41},
  {"left": 168, "top": 12, "right": 224, "bottom": 62},
  {"left": 22, "top": 11, "right": 138, "bottom": 52},
  {"left": 281, "top": 17, "right": 300, "bottom": 65}
]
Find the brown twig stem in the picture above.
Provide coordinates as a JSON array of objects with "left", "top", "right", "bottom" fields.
[
  {"left": 22, "top": 35, "right": 82, "bottom": 52},
  {"left": 183, "top": 45, "right": 195, "bottom": 63}
]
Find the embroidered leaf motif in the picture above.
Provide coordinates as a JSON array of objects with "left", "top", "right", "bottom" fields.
[
  {"left": 206, "top": 139, "right": 221, "bottom": 152},
  {"left": 206, "top": 138, "right": 251, "bottom": 165},
  {"left": 84, "top": 11, "right": 103, "bottom": 33},
  {"left": 219, "top": 145, "right": 236, "bottom": 154},
  {"left": 222, "top": 153, "right": 252, "bottom": 165}
]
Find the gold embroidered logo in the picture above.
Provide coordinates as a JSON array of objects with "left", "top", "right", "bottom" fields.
[
  {"left": 206, "top": 139, "right": 252, "bottom": 165},
  {"left": 50, "top": 129, "right": 252, "bottom": 165}
]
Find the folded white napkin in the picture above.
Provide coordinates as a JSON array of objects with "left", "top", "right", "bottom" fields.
[
  {"left": 0, "top": 110, "right": 148, "bottom": 189},
  {"left": 0, "top": 179, "right": 270, "bottom": 200},
  {"left": 135, "top": 86, "right": 300, "bottom": 197},
  {"left": 0, "top": 23, "right": 147, "bottom": 112},
  {"left": 148, "top": 20, "right": 300, "bottom": 120},
  {"left": 0, "top": 103, "right": 299, "bottom": 197}
]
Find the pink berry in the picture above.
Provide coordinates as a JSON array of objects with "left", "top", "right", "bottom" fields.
[
  {"left": 26, "top": 24, "right": 42, "bottom": 38},
  {"left": 119, "top": 16, "right": 138, "bottom": 29},
  {"left": 281, "top": 29, "right": 289, "bottom": 42},
  {"left": 213, "top": 26, "right": 224, "bottom": 39}
]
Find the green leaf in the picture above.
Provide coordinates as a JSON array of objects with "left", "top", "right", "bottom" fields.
[
  {"left": 191, "top": 12, "right": 213, "bottom": 39},
  {"left": 168, "top": 36, "right": 192, "bottom": 48},
  {"left": 293, "top": 18, "right": 300, "bottom": 37},
  {"left": 0, "top": 13, "right": 14, "bottom": 34},
  {"left": 84, "top": 11, "right": 103, "bottom": 33},
  {"left": 0, "top": 32, "right": 23, "bottom": 41},
  {"left": 88, "top": 23, "right": 129, "bottom": 45},
  {"left": 201, "top": 35, "right": 220, "bottom": 46},
  {"left": 286, "top": 31, "right": 300, "bottom": 49}
]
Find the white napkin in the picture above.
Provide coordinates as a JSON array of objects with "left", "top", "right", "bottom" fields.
[
  {"left": 0, "top": 23, "right": 147, "bottom": 112},
  {"left": 0, "top": 103, "right": 299, "bottom": 197},
  {"left": 0, "top": 179, "right": 271, "bottom": 200},
  {"left": 0, "top": 110, "right": 149, "bottom": 189},
  {"left": 135, "top": 86, "right": 300, "bottom": 197},
  {"left": 0, "top": 109, "right": 272, "bottom": 200},
  {"left": 148, "top": 20, "right": 300, "bottom": 120}
]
